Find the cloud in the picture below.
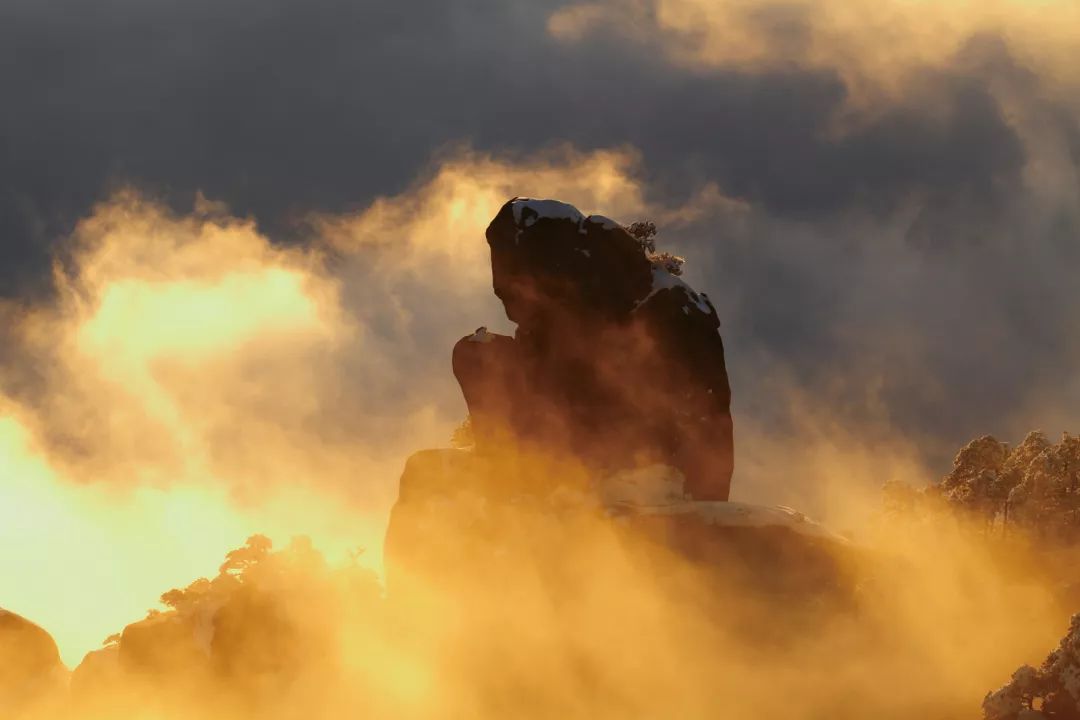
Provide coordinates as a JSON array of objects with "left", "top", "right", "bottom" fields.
[
  {"left": 4, "top": 0, "right": 1071, "bottom": 287},
  {"left": 4, "top": 0, "right": 1080, "bottom": 672},
  {"left": 5, "top": 140, "right": 969, "bottom": 664},
  {"left": 548, "top": 0, "right": 1080, "bottom": 98},
  {"left": 0, "top": 145, "right": 698, "bottom": 665}
]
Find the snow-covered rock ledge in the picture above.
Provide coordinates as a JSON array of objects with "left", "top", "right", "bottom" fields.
[{"left": 599, "top": 464, "right": 844, "bottom": 542}]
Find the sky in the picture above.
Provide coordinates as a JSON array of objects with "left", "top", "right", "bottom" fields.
[{"left": 2, "top": 0, "right": 1080, "bottom": 665}]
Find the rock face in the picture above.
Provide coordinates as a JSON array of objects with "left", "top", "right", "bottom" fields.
[
  {"left": 454, "top": 197, "right": 733, "bottom": 500},
  {"left": 385, "top": 451, "right": 853, "bottom": 601},
  {"left": 385, "top": 199, "right": 857, "bottom": 605},
  {"left": 0, "top": 609, "right": 66, "bottom": 712}
]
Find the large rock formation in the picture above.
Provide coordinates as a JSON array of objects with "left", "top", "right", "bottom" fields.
[
  {"left": 385, "top": 450, "right": 853, "bottom": 603},
  {"left": 386, "top": 198, "right": 855, "bottom": 606},
  {"left": 454, "top": 198, "right": 733, "bottom": 500}
]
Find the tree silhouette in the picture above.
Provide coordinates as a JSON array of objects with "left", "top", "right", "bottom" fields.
[{"left": 626, "top": 219, "right": 685, "bottom": 275}]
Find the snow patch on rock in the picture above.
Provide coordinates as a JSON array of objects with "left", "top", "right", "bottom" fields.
[
  {"left": 598, "top": 464, "right": 843, "bottom": 541},
  {"left": 585, "top": 214, "right": 620, "bottom": 231},
  {"left": 636, "top": 263, "right": 715, "bottom": 317},
  {"left": 510, "top": 198, "right": 584, "bottom": 232},
  {"left": 509, "top": 198, "right": 624, "bottom": 245}
]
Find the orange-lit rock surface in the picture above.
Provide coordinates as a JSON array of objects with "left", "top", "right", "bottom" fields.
[
  {"left": 0, "top": 608, "right": 66, "bottom": 713},
  {"left": 386, "top": 199, "right": 853, "bottom": 608}
]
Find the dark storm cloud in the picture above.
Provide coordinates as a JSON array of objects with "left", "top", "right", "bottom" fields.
[
  {"left": 1, "top": 0, "right": 1027, "bottom": 281},
  {"left": 2, "top": 0, "right": 1079, "bottom": 479}
]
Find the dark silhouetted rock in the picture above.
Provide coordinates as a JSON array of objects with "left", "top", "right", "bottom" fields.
[
  {"left": 382, "top": 199, "right": 864, "bottom": 611},
  {"left": 384, "top": 198, "right": 799, "bottom": 603},
  {"left": 456, "top": 197, "right": 733, "bottom": 500}
]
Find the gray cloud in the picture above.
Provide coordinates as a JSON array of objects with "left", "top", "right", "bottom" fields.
[
  {"left": 0, "top": 0, "right": 1031, "bottom": 260},
  {"left": 3, "top": 0, "right": 1080, "bottom": 483}
]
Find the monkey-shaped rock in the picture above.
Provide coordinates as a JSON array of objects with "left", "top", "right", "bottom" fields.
[{"left": 453, "top": 198, "right": 733, "bottom": 500}]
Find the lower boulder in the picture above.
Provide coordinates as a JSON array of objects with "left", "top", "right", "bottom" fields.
[
  {"left": 384, "top": 449, "right": 859, "bottom": 616},
  {"left": 0, "top": 609, "right": 67, "bottom": 714}
]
